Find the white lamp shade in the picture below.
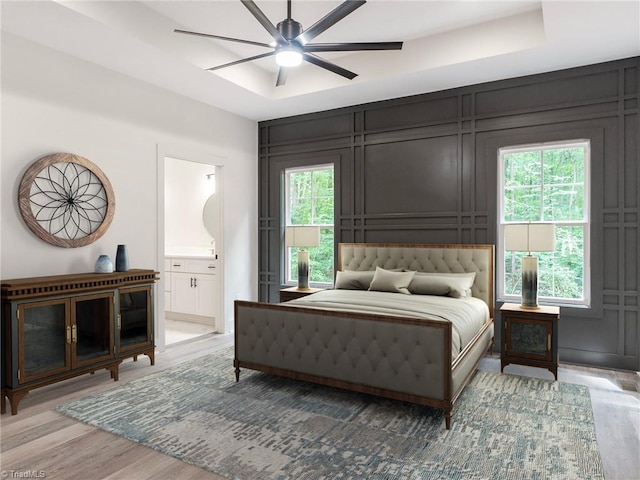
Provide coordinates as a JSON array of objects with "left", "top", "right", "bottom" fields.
[
  {"left": 285, "top": 226, "right": 320, "bottom": 248},
  {"left": 504, "top": 223, "right": 555, "bottom": 253}
]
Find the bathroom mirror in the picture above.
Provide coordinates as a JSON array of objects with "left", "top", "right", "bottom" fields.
[{"left": 203, "top": 193, "right": 218, "bottom": 238}]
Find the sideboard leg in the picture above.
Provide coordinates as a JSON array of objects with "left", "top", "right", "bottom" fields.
[
  {"left": 147, "top": 349, "right": 155, "bottom": 366},
  {"left": 109, "top": 363, "right": 121, "bottom": 382},
  {"left": 8, "top": 390, "right": 29, "bottom": 416}
]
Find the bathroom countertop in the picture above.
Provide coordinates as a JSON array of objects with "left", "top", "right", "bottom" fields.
[{"left": 165, "top": 253, "right": 217, "bottom": 260}]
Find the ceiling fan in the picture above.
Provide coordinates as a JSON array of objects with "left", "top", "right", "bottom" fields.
[{"left": 175, "top": 0, "right": 403, "bottom": 87}]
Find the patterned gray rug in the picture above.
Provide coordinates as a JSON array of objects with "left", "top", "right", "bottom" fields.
[{"left": 57, "top": 347, "right": 604, "bottom": 480}]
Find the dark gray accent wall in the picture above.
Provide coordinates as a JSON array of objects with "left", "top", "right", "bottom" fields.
[{"left": 258, "top": 57, "right": 640, "bottom": 371}]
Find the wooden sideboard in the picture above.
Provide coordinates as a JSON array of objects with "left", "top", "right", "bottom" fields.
[{"left": 1, "top": 269, "right": 158, "bottom": 415}]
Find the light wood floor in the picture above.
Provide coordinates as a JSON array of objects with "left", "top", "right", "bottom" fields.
[{"left": 1, "top": 333, "right": 638, "bottom": 480}]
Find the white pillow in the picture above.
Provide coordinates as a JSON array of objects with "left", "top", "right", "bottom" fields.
[{"left": 368, "top": 267, "right": 415, "bottom": 295}]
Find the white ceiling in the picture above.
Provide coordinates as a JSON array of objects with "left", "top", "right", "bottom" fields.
[{"left": 2, "top": 0, "right": 639, "bottom": 121}]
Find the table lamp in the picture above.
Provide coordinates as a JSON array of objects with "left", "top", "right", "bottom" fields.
[
  {"left": 285, "top": 226, "right": 320, "bottom": 289},
  {"left": 504, "top": 223, "right": 555, "bottom": 309}
]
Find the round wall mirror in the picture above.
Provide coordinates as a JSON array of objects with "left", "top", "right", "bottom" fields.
[{"left": 203, "top": 193, "right": 218, "bottom": 238}]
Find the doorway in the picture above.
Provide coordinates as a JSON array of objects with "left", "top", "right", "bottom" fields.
[{"left": 162, "top": 156, "right": 224, "bottom": 347}]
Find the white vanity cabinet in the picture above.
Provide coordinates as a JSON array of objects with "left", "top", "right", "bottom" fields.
[
  {"left": 166, "top": 257, "right": 218, "bottom": 324},
  {"left": 164, "top": 258, "right": 172, "bottom": 311}
]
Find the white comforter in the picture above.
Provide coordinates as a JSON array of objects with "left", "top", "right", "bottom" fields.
[{"left": 284, "top": 289, "right": 490, "bottom": 358}]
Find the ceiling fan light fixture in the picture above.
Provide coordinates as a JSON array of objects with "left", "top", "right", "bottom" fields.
[
  {"left": 176, "top": 0, "right": 403, "bottom": 86},
  {"left": 275, "top": 45, "right": 303, "bottom": 67}
]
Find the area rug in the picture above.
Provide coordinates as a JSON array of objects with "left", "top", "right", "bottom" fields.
[{"left": 57, "top": 347, "right": 605, "bottom": 480}]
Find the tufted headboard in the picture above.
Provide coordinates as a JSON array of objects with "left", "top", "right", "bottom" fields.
[{"left": 339, "top": 243, "right": 495, "bottom": 318}]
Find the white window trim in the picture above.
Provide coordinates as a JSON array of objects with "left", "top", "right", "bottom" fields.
[
  {"left": 497, "top": 140, "right": 591, "bottom": 308},
  {"left": 284, "top": 164, "right": 334, "bottom": 287}
]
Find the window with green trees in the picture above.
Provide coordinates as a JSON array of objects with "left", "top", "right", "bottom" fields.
[
  {"left": 285, "top": 165, "right": 334, "bottom": 285},
  {"left": 498, "top": 140, "right": 590, "bottom": 306}
]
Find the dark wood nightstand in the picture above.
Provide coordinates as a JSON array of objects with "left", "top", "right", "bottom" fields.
[
  {"left": 279, "top": 286, "right": 324, "bottom": 302},
  {"left": 500, "top": 303, "right": 560, "bottom": 380}
]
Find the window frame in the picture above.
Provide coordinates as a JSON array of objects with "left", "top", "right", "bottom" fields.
[
  {"left": 284, "top": 163, "right": 334, "bottom": 287},
  {"left": 497, "top": 139, "right": 591, "bottom": 308}
]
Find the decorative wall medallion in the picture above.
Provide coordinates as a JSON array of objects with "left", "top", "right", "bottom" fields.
[{"left": 18, "top": 153, "right": 115, "bottom": 248}]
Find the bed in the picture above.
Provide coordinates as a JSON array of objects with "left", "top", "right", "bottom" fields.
[{"left": 234, "top": 243, "right": 494, "bottom": 429}]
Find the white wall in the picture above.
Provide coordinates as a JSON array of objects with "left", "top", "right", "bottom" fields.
[
  {"left": 1, "top": 33, "right": 258, "bottom": 337},
  {"left": 164, "top": 157, "right": 218, "bottom": 255}
]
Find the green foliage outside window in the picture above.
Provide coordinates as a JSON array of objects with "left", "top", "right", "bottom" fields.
[
  {"left": 286, "top": 166, "right": 334, "bottom": 284},
  {"left": 502, "top": 144, "right": 588, "bottom": 301}
]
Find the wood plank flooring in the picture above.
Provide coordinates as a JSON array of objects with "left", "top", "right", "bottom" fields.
[{"left": 1, "top": 333, "right": 638, "bottom": 480}]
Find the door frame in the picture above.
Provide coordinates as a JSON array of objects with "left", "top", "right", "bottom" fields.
[{"left": 156, "top": 144, "right": 226, "bottom": 351}]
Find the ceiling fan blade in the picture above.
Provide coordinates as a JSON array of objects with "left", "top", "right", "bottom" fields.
[
  {"left": 297, "top": 0, "right": 366, "bottom": 45},
  {"left": 241, "top": 0, "right": 287, "bottom": 45},
  {"left": 276, "top": 67, "right": 288, "bottom": 87},
  {"left": 174, "top": 29, "right": 272, "bottom": 48},
  {"left": 302, "top": 53, "right": 357, "bottom": 80},
  {"left": 305, "top": 42, "right": 403, "bottom": 52},
  {"left": 206, "top": 51, "right": 275, "bottom": 71}
]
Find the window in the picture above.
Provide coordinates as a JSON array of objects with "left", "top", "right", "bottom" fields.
[
  {"left": 498, "top": 140, "right": 590, "bottom": 306},
  {"left": 284, "top": 164, "right": 334, "bottom": 285}
]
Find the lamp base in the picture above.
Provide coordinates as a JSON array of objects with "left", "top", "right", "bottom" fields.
[
  {"left": 521, "top": 255, "right": 539, "bottom": 309},
  {"left": 297, "top": 250, "right": 310, "bottom": 290}
]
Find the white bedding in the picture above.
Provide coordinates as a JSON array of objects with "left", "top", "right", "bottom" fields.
[{"left": 283, "top": 289, "right": 490, "bottom": 359}]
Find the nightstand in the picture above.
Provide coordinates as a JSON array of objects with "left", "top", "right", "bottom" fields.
[
  {"left": 279, "top": 286, "right": 324, "bottom": 302},
  {"left": 500, "top": 303, "right": 560, "bottom": 380}
]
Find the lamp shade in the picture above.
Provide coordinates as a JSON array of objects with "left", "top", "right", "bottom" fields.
[
  {"left": 285, "top": 226, "right": 320, "bottom": 248},
  {"left": 504, "top": 223, "right": 555, "bottom": 253}
]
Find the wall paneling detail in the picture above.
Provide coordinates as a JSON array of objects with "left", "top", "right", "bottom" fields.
[{"left": 258, "top": 57, "right": 640, "bottom": 371}]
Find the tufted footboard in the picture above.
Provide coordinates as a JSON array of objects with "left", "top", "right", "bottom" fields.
[{"left": 234, "top": 300, "right": 493, "bottom": 428}]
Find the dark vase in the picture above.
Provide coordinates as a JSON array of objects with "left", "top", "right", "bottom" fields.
[{"left": 115, "top": 244, "right": 129, "bottom": 272}]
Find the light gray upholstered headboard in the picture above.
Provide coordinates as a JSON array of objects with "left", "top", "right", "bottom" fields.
[{"left": 339, "top": 243, "right": 495, "bottom": 318}]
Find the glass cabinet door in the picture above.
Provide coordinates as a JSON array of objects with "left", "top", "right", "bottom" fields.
[
  {"left": 505, "top": 318, "right": 552, "bottom": 362},
  {"left": 19, "top": 299, "right": 70, "bottom": 383},
  {"left": 73, "top": 292, "right": 115, "bottom": 367},
  {"left": 118, "top": 286, "right": 152, "bottom": 353}
]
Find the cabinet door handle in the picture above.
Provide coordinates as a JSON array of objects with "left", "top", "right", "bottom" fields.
[
  {"left": 193, "top": 278, "right": 198, "bottom": 288},
  {"left": 207, "top": 266, "right": 215, "bottom": 269},
  {"left": 71, "top": 325, "right": 77, "bottom": 343},
  {"left": 547, "top": 333, "right": 551, "bottom": 351},
  {"left": 117, "top": 314, "right": 121, "bottom": 330},
  {"left": 66, "top": 326, "right": 72, "bottom": 344},
  {"left": 190, "top": 278, "right": 194, "bottom": 288}
]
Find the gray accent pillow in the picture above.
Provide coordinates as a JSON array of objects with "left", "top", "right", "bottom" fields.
[
  {"left": 368, "top": 267, "right": 415, "bottom": 294},
  {"left": 334, "top": 270, "right": 375, "bottom": 290},
  {"left": 408, "top": 271, "right": 476, "bottom": 298},
  {"left": 407, "top": 276, "right": 452, "bottom": 296}
]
